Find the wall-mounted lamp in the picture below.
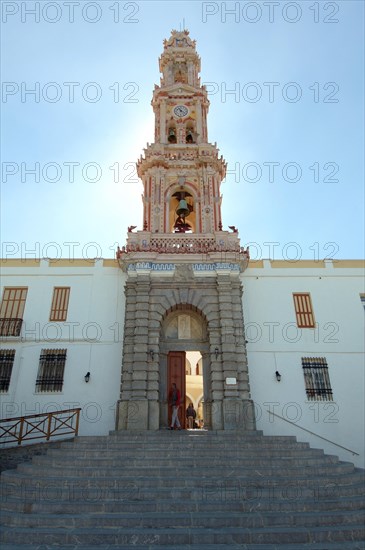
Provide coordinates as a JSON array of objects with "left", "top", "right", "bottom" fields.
[
  {"left": 149, "top": 350, "right": 155, "bottom": 361},
  {"left": 275, "top": 371, "right": 282, "bottom": 382},
  {"left": 214, "top": 347, "right": 219, "bottom": 359},
  {"left": 84, "top": 372, "right": 91, "bottom": 383}
]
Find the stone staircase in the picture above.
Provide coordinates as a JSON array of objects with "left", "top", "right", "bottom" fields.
[{"left": 0, "top": 430, "right": 364, "bottom": 549}]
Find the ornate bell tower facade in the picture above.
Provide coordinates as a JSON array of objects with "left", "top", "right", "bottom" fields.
[{"left": 116, "top": 30, "right": 256, "bottom": 432}]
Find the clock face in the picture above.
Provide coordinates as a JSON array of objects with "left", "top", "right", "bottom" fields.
[{"left": 173, "top": 105, "right": 189, "bottom": 118}]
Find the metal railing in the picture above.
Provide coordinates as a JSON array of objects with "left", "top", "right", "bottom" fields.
[
  {"left": 266, "top": 410, "right": 359, "bottom": 456},
  {"left": 0, "top": 408, "right": 81, "bottom": 446}
]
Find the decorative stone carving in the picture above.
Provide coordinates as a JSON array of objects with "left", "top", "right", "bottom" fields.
[
  {"left": 178, "top": 315, "right": 191, "bottom": 339},
  {"left": 174, "top": 264, "right": 193, "bottom": 281}
]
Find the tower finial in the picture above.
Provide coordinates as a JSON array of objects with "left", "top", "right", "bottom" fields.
[{"left": 179, "top": 19, "right": 186, "bottom": 32}]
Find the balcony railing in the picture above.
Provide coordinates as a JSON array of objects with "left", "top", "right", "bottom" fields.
[
  {"left": 0, "top": 408, "right": 81, "bottom": 446},
  {"left": 0, "top": 318, "right": 23, "bottom": 337},
  {"left": 118, "top": 231, "right": 249, "bottom": 255}
]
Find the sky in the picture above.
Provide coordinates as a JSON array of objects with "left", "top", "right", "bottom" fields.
[{"left": 1, "top": 0, "right": 364, "bottom": 262}]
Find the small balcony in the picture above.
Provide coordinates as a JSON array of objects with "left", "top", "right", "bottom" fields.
[{"left": 0, "top": 318, "right": 23, "bottom": 337}]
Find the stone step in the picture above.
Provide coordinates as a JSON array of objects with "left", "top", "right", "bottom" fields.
[
  {"left": 3, "top": 494, "right": 364, "bottom": 514},
  {"left": 36, "top": 456, "right": 337, "bottom": 471},
  {"left": 108, "top": 429, "right": 269, "bottom": 437},
  {"left": 63, "top": 435, "right": 304, "bottom": 444},
  {"left": 1, "top": 524, "right": 364, "bottom": 545},
  {"left": 41, "top": 440, "right": 328, "bottom": 452},
  {"left": 21, "top": 460, "right": 355, "bottom": 477},
  {"left": 61, "top": 443, "right": 315, "bottom": 453},
  {"left": 64, "top": 435, "right": 308, "bottom": 446},
  {"left": 16, "top": 462, "right": 357, "bottom": 480},
  {"left": 58, "top": 432, "right": 318, "bottom": 440},
  {"left": 24, "top": 457, "right": 338, "bottom": 473},
  {"left": 52, "top": 446, "right": 325, "bottom": 456},
  {"left": 43, "top": 447, "right": 330, "bottom": 458},
  {"left": 3, "top": 467, "right": 363, "bottom": 487},
  {"left": 2, "top": 479, "right": 363, "bottom": 501},
  {"left": 1, "top": 430, "right": 363, "bottom": 548},
  {"left": 29, "top": 450, "right": 343, "bottom": 463},
  {"left": 2, "top": 509, "right": 364, "bottom": 529},
  {"left": 1, "top": 544, "right": 364, "bottom": 550}
]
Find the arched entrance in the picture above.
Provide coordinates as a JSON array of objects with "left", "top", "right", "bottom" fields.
[
  {"left": 159, "top": 305, "right": 212, "bottom": 429},
  {"left": 116, "top": 262, "right": 256, "bottom": 432}
]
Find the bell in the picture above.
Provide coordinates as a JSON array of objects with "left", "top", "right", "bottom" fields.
[
  {"left": 168, "top": 128, "right": 176, "bottom": 143},
  {"left": 176, "top": 199, "right": 190, "bottom": 218}
]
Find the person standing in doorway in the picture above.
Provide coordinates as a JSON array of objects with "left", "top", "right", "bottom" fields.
[
  {"left": 186, "top": 403, "right": 196, "bottom": 429},
  {"left": 168, "top": 383, "right": 182, "bottom": 430}
]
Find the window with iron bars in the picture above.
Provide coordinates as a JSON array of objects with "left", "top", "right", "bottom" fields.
[
  {"left": 0, "top": 349, "right": 15, "bottom": 392},
  {"left": 35, "top": 349, "right": 67, "bottom": 392},
  {"left": 302, "top": 357, "right": 333, "bottom": 401}
]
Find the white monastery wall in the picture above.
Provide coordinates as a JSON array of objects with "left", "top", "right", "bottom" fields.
[
  {"left": 0, "top": 259, "right": 126, "bottom": 438},
  {"left": 243, "top": 259, "right": 365, "bottom": 467}
]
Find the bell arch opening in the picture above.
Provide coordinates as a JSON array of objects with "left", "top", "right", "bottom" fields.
[
  {"left": 166, "top": 182, "right": 199, "bottom": 234},
  {"left": 159, "top": 305, "right": 212, "bottom": 429}
]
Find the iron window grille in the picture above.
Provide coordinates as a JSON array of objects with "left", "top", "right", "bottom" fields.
[
  {"left": 0, "top": 349, "right": 15, "bottom": 392},
  {"left": 0, "top": 318, "right": 23, "bottom": 337},
  {"left": 302, "top": 357, "right": 333, "bottom": 401},
  {"left": 35, "top": 349, "right": 67, "bottom": 392}
]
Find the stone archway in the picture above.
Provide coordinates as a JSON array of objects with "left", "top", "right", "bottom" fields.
[{"left": 116, "top": 263, "right": 256, "bottom": 432}]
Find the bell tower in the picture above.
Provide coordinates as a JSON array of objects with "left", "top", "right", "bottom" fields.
[
  {"left": 116, "top": 30, "right": 255, "bottom": 432},
  {"left": 136, "top": 29, "right": 227, "bottom": 238}
]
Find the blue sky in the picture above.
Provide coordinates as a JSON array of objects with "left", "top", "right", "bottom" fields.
[{"left": 1, "top": 0, "right": 364, "bottom": 261}]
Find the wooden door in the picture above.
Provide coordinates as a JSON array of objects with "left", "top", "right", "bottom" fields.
[{"left": 167, "top": 351, "right": 186, "bottom": 428}]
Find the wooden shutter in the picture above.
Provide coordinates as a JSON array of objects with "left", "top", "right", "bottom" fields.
[
  {"left": 293, "top": 293, "right": 315, "bottom": 328},
  {"left": 50, "top": 287, "right": 70, "bottom": 322},
  {"left": 0, "top": 288, "right": 28, "bottom": 318},
  {"left": 0, "top": 288, "right": 28, "bottom": 336}
]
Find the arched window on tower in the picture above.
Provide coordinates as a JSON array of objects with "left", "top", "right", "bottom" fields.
[
  {"left": 168, "top": 126, "right": 177, "bottom": 144},
  {"left": 186, "top": 126, "right": 195, "bottom": 143},
  {"left": 174, "top": 63, "right": 187, "bottom": 83}
]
